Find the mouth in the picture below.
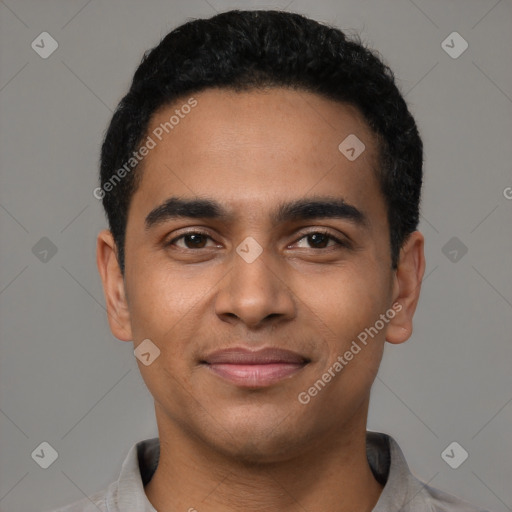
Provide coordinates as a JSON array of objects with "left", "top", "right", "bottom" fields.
[{"left": 201, "top": 347, "right": 310, "bottom": 388}]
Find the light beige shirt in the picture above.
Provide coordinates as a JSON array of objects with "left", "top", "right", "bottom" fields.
[{"left": 47, "top": 431, "right": 490, "bottom": 512}]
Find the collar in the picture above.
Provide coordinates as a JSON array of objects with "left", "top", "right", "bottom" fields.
[{"left": 106, "top": 431, "right": 475, "bottom": 512}]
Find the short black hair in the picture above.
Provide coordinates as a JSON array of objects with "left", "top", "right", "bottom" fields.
[{"left": 99, "top": 9, "right": 423, "bottom": 274}]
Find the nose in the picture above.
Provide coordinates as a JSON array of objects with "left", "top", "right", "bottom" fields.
[{"left": 214, "top": 246, "right": 296, "bottom": 330}]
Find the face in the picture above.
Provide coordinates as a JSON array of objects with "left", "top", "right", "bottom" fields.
[{"left": 97, "top": 87, "right": 424, "bottom": 463}]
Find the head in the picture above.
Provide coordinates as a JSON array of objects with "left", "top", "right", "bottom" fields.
[
  {"left": 97, "top": 9, "right": 425, "bottom": 463},
  {"left": 98, "top": 9, "right": 423, "bottom": 275}
]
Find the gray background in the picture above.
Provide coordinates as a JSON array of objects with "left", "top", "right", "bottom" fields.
[{"left": 0, "top": 0, "right": 511, "bottom": 511}]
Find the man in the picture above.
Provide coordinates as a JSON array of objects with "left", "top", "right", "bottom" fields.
[{"left": 51, "top": 9, "right": 488, "bottom": 512}]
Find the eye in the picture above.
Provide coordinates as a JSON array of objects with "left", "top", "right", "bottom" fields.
[
  {"left": 166, "top": 231, "right": 217, "bottom": 249},
  {"left": 293, "top": 230, "right": 349, "bottom": 250},
  {"left": 165, "top": 229, "right": 350, "bottom": 251}
]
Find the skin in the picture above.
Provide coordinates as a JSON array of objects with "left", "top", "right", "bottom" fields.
[{"left": 97, "top": 87, "right": 425, "bottom": 512}]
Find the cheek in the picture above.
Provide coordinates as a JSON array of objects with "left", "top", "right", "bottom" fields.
[
  {"left": 127, "top": 269, "right": 205, "bottom": 408},
  {"left": 296, "top": 264, "right": 390, "bottom": 342},
  {"left": 126, "top": 258, "right": 207, "bottom": 335},
  {"left": 124, "top": 286, "right": 191, "bottom": 388},
  {"left": 296, "top": 268, "right": 387, "bottom": 416}
]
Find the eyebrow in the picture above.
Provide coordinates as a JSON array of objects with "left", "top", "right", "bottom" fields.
[{"left": 144, "top": 196, "right": 368, "bottom": 230}]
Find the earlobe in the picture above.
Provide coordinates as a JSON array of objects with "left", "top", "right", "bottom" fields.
[
  {"left": 96, "top": 229, "right": 133, "bottom": 341},
  {"left": 385, "top": 231, "right": 425, "bottom": 345}
]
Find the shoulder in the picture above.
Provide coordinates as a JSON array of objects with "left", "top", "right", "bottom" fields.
[
  {"left": 43, "top": 437, "right": 158, "bottom": 512},
  {"left": 43, "top": 487, "right": 109, "bottom": 512},
  {"left": 372, "top": 432, "right": 490, "bottom": 512},
  {"left": 417, "top": 483, "right": 491, "bottom": 512}
]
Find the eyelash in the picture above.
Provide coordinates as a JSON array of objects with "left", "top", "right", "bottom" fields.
[{"left": 165, "top": 229, "right": 350, "bottom": 251}]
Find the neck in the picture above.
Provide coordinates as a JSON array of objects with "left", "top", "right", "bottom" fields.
[{"left": 145, "top": 401, "right": 383, "bottom": 512}]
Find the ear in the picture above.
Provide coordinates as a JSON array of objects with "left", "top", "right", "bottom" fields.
[
  {"left": 96, "top": 229, "right": 133, "bottom": 341},
  {"left": 385, "top": 230, "right": 425, "bottom": 344}
]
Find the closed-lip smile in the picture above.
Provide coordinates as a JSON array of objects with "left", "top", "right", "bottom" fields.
[{"left": 202, "top": 347, "right": 310, "bottom": 388}]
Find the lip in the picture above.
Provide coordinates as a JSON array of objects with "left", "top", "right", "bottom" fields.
[{"left": 202, "top": 347, "right": 310, "bottom": 388}]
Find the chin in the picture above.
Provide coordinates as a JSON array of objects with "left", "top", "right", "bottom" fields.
[
  {"left": 204, "top": 418, "right": 312, "bottom": 465},
  {"left": 220, "top": 437, "right": 299, "bottom": 466}
]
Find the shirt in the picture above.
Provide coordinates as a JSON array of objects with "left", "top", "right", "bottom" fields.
[{"left": 47, "top": 431, "right": 490, "bottom": 512}]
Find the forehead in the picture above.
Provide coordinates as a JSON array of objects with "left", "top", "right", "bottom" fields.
[{"left": 131, "top": 87, "right": 383, "bottom": 224}]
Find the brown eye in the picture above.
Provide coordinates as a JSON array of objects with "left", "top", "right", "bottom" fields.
[
  {"left": 166, "top": 231, "right": 214, "bottom": 249},
  {"left": 306, "top": 233, "right": 330, "bottom": 248},
  {"left": 294, "top": 231, "right": 348, "bottom": 250}
]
